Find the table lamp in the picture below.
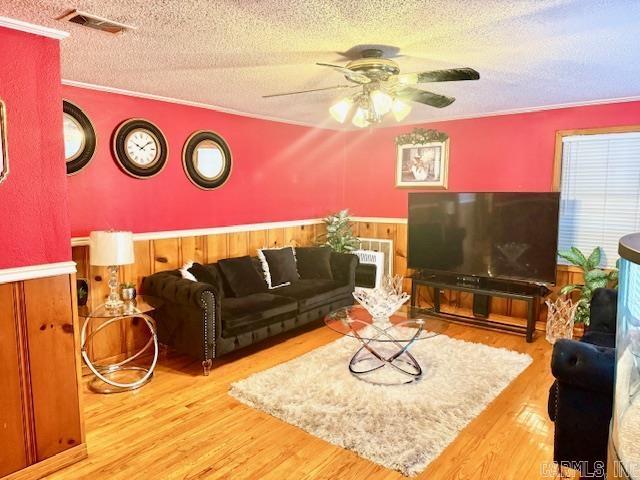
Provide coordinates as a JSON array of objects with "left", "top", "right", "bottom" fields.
[{"left": 89, "top": 231, "right": 134, "bottom": 309}]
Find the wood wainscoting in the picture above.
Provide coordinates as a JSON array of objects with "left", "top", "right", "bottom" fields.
[
  {"left": 71, "top": 222, "right": 324, "bottom": 367},
  {"left": 352, "top": 219, "right": 583, "bottom": 333},
  {"left": 0, "top": 272, "right": 86, "bottom": 479},
  {"left": 71, "top": 217, "right": 580, "bottom": 367}
]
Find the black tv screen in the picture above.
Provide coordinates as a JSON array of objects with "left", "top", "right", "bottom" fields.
[{"left": 408, "top": 192, "right": 560, "bottom": 284}]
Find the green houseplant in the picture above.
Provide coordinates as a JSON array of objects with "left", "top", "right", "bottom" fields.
[
  {"left": 558, "top": 246, "right": 618, "bottom": 325},
  {"left": 318, "top": 209, "right": 360, "bottom": 253}
]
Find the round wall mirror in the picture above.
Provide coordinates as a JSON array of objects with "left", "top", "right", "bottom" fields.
[
  {"left": 182, "top": 131, "right": 231, "bottom": 189},
  {"left": 63, "top": 100, "right": 97, "bottom": 175}
]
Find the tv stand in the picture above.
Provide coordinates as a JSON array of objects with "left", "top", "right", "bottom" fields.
[{"left": 410, "top": 273, "right": 551, "bottom": 342}]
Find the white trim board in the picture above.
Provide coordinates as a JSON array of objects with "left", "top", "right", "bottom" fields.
[
  {"left": 71, "top": 218, "right": 325, "bottom": 246},
  {"left": 0, "top": 261, "right": 76, "bottom": 284},
  {"left": 0, "top": 16, "right": 69, "bottom": 40},
  {"left": 351, "top": 216, "right": 407, "bottom": 224},
  {"left": 61, "top": 80, "right": 338, "bottom": 131},
  {"left": 61, "top": 78, "right": 640, "bottom": 131}
]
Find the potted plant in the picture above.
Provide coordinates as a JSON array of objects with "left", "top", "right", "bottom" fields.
[
  {"left": 120, "top": 282, "right": 137, "bottom": 301},
  {"left": 557, "top": 246, "right": 618, "bottom": 326},
  {"left": 317, "top": 209, "right": 361, "bottom": 253}
]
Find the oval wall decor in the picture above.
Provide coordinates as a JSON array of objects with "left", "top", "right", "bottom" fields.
[
  {"left": 63, "top": 100, "right": 96, "bottom": 175},
  {"left": 112, "top": 119, "right": 168, "bottom": 179},
  {"left": 182, "top": 130, "right": 232, "bottom": 190}
]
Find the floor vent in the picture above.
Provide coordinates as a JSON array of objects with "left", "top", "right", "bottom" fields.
[{"left": 59, "top": 10, "right": 136, "bottom": 34}]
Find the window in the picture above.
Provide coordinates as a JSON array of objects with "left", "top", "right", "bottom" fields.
[{"left": 558, "top": 130, "right": 640, "bottom": 268}]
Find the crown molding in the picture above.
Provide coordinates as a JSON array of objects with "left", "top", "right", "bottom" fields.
[
  {"left": 394, "top": 95, "right": 640, "bottom": 129},
  {"left": 0, "top": 16, "right": 69, "bottom": 40},
  {"left": 60, "top": 79, "right": 640, "bottom": 131},
  {"left": 0, "top": 261, "right": 76, "bottom": 284},
  {"left": 61, "top": 80, "right": 338, "bottom": 130},
  {"left": 71, "top": 218, "right": 325, "bottom": 246}
]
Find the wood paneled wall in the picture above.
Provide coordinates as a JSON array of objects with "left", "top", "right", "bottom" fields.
[
  {"left": 0, "top": 273, "right": 86, "bottom": 479},
  {"left": 72, "top": 218, "right": 581, "bottom": 367},
  {"left": 72, "top": 223, "right": 324, "bottom": 365},
  {"left": 352, "top": 220, "right": 582, "bottom": 331}
]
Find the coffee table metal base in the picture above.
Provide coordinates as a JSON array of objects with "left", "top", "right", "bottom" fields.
[{"left": 347, "top": 319, "right": 424, "bottom": 385}]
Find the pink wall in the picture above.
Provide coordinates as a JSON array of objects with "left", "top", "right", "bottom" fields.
[
  {"left": 63, "top": 86, "right": 347, "bottom": 237},
  {"left": 344, "top": 101, "right": 640, "bottom": 218},
  {"left": 0, "top": 27, "right": 70, "bottom": 269}
]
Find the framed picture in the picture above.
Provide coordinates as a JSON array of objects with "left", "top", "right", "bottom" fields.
[
  {"left": 396, "top": 139, "right": 449, "bottom": 189},
  {"left": 0, "top": 100, "right": 7, "bottom": 185}
]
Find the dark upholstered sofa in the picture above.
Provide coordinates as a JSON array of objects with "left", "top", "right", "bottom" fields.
[
  {"left": 142, "top": 251, "right": 358, "bottom": 374},
  {"left": 548, "top": 288, "right": 617, "bottom": 479}
]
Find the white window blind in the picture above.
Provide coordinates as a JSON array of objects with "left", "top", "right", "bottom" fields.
[{"left": 558, "top": 131, "right": 640, "bottom": 268}]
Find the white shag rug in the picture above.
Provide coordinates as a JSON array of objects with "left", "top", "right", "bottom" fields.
[{"left": 229, "top": 332, "right": 532, "bottom": 476}]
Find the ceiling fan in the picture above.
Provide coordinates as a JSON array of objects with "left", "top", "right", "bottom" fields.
[{"left": 263, "top": 48, "right": 480, "bottom": 127}]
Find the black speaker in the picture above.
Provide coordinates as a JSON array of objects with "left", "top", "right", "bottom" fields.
[{"left": 473, "top": 294, "right": 491, "bottom": 318}]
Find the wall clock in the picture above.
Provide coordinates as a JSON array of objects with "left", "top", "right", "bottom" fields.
[
  {"left": 0, "top": 99, "right": 8, "bottom": 185},
  {"left": 112, "top": 119, "right": 168, "bottom": 178},
  {"left": 63, "top": 100, "right": 97, "bottom": 175},
  {"left": 182, "top": 130, "right": 232, "bottom": 190}
]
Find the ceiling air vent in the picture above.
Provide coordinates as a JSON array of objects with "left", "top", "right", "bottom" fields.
[{"left": 59, "top": 10, "right": 136, "bottom": 34}]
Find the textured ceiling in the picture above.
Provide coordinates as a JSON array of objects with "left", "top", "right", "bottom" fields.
[{"left": 2, "top": 0, "right": 640, "bottom": 128}]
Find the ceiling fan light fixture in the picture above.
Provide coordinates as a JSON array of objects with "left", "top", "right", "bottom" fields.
[
  {"left": 392, "top": 98, "right": 412, "bottom": 121},
  {"left": 329, "top": 97, "right": 354, "bottom": 123},
  {"left": 370, "top": 90, "right": 393, "bottom": 116},
  {"left": 352, "top": 106, "right": 370, "bottom": 128}
]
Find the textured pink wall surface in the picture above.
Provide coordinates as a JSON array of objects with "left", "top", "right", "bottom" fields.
[
  {"left": 344, "top": 101, "right": 640, "bottom": 218},
  {"left": 0, "top": 27, "right": 70, "bottom": 269},
  {"left": 63, "top": 85, "right": 347, "bottom": 237}
]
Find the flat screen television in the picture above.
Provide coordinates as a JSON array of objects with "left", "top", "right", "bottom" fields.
[{"left": 408, "top": 192, "right": 560, "bottom": 284}]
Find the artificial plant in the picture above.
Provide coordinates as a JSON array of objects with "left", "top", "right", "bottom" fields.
[
  {"left": 558, "top": 246, "right": 618, "bottom": 325},
  {"left": 318, "top": 209, "right": 360, "bottom": 253}
]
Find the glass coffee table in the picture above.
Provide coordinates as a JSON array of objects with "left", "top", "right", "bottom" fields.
[{"left": 325, "top": 305, "right": 448, "bottom": 385}]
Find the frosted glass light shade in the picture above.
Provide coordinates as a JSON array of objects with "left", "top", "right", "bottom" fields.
[
  {"left": 392, "top": 98, "right": 412, "bottom": 121},
  {"left": 352, "top": 106, "right": 370, "bottom": 128},
  {"left": 370, "top": 90, "right": 392, "bottom": 116},
  {"left": 89, "top": 231, "right": 135, "bottom": 266},
  {"left": 329, "top": 97, "right": 353, "bottom": 123}
]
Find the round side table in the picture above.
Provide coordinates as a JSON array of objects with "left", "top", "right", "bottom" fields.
[{"left": 79, "top": 296, "right": 162, "bottom": 394}]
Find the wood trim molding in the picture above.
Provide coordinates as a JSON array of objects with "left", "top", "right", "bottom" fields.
[
  {"left": 71, "top": 218, "right": 326, "bottom": 246},
  {"left": 0, "top": 444, "right": 87, "bottom": 480},
  {"left": 61, "top": 80, "right": 337, "bottom": 130},
  {"left": 552, "top": 125, "right": 640, "bottom": 191},
  {"left": 62, "top": 78, "right": 640, "bottom": 131},
  {"left": 0, "top": 16, "right": 69, "bottom": 39},
  {"left": 0, "top": 262, "right": 77, "bottom": 285},
  {"left": 351, "top": 216, "right": 407, "bottom": 224}
]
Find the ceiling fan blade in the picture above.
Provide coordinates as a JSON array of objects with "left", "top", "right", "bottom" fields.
[
  {"left": 395, "top": 87, "right": 455, "bottom": 108},
  {"left": 316, "top": 63, "right": 371, "bottom": 84},
  {"left": 396, "top": 67, "right": 480, "bottom": 84},
  {"left": 262, "top": 84, "right": 356, "bottom": 98}
]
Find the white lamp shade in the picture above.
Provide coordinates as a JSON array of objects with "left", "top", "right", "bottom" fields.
[{"left": 89, "top": 231, "right": 135, "bottom": 266}]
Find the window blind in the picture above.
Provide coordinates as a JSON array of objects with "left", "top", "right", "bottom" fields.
[{"left": 558, "top": 131, "right": 640, "bottom": 268}]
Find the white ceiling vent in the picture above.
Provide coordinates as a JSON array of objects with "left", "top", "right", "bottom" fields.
[{"left": 58, "top": 10, "right": 136, "bottom": 34}]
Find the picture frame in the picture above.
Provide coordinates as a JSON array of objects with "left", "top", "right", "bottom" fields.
[
  {"left": 395, "top": 139, "right": 449, "bottom": 189},
  {"left": 0, "top": 100, "right": 8, "bottom": 185}
]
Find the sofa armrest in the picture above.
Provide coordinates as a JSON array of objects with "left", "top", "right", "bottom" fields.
[
  {"left": 142, "top": 272, "right": 220, "bottom": 364},
  {"left": 142, "top": 272, "right": 216, "bottom": 308},
  {"left": 330, "top": 252, "right": 359, "bottom": 286},
  {"left": 551, "top": 338, "right": 615, "bottom": 395}
]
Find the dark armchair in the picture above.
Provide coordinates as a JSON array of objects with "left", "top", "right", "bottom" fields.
[{"left": 548, "top": 288, "right": 618, "bottom": 479}]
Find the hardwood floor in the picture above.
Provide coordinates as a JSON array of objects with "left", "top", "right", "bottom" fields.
[{"left": 45, "top": 324, "right": 568, "bottom": 480}]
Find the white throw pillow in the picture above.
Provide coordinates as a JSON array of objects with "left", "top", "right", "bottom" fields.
[{"left": 179, "top": 261, "right": 197, "bottom": 281}]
